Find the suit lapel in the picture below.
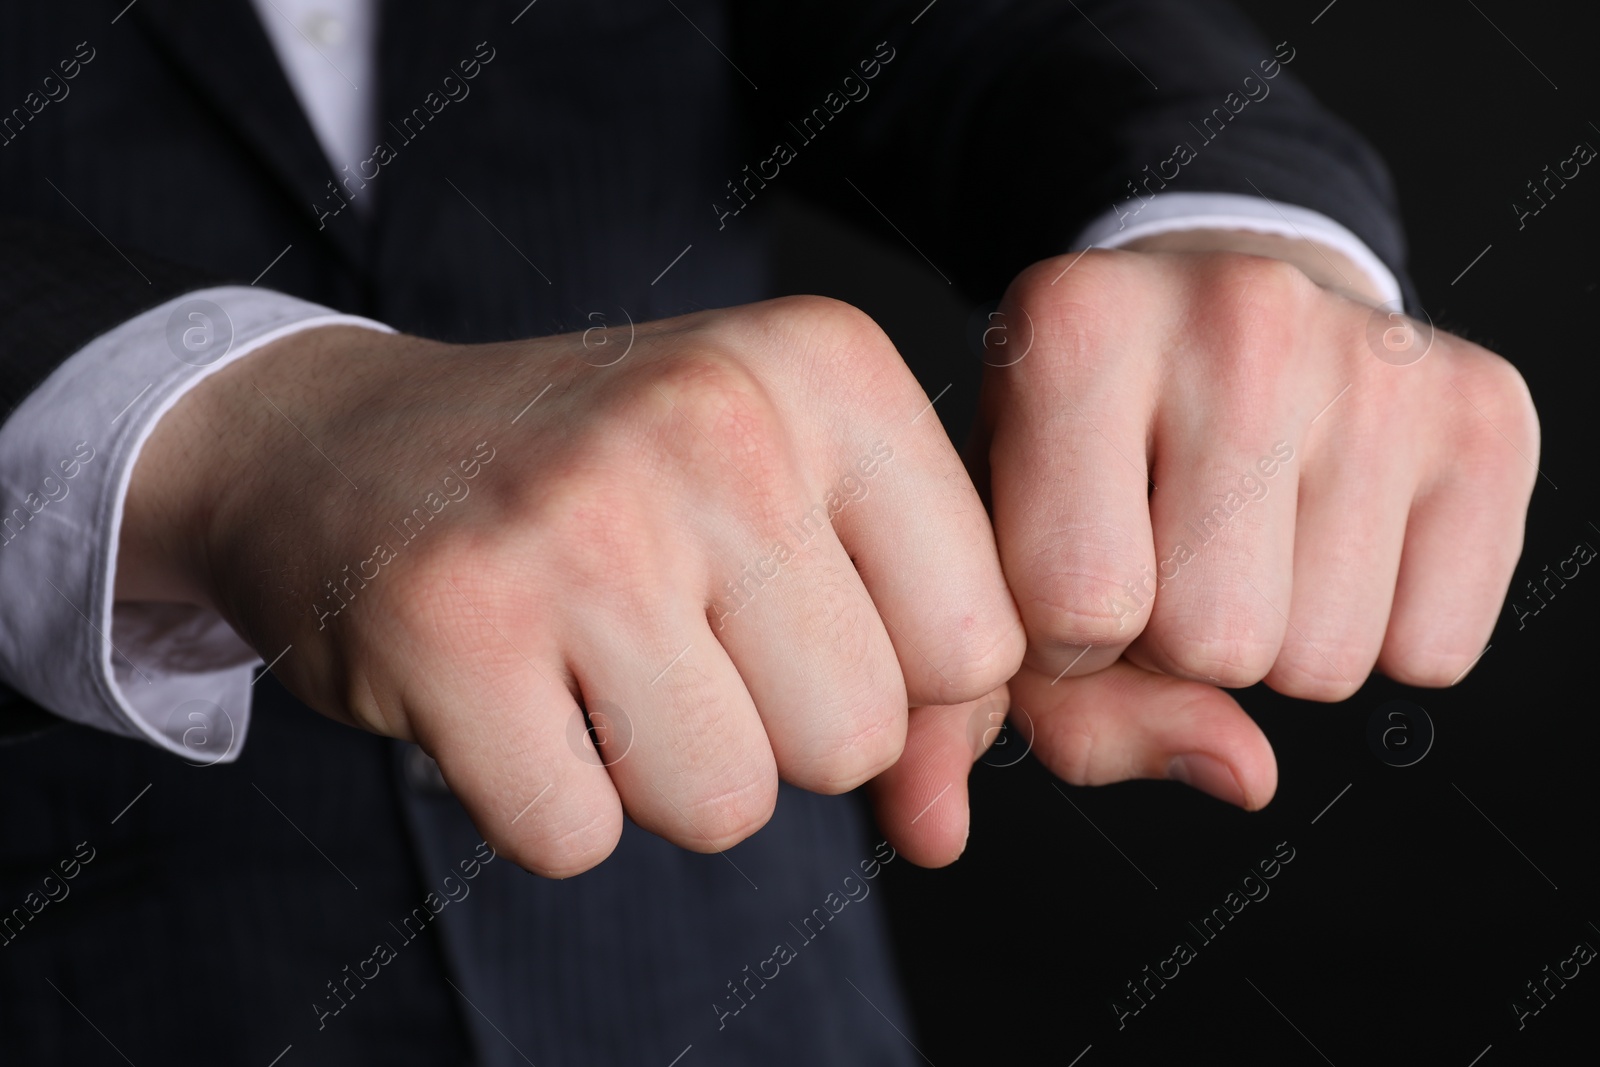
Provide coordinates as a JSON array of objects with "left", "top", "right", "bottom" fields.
[{"left": 129, "top": 0, "right": 369, "bottom": 268}]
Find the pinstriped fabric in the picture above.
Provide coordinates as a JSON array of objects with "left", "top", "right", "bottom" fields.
[
  {"left": 0, "top": 679, "right": 476, "bottom": 1064},
  {"left": 398, "top": 762, "right": 920, "bottom": 1067}
]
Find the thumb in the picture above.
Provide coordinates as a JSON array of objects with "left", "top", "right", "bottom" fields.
[
  {"left": 867, "top": 685, "right": 1014, "bottom": 868},
  {"left": 1011, "top": 658, "right": 1278, "bottom": 809}
]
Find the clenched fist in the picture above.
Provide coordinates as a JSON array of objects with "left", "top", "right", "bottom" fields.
[
  {"left": 879, "top": 236, "right": 1539, "bottom": 866},
  {"left": 117, "top": 296, "right": 1025, "bottom": 877}
]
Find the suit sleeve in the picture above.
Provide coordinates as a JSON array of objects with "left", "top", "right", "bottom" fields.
[
  {"left": 0, "top": 218, "right": 219, "bottom": 418},
  {"left": 731, "top": 0, "right": 1413, "bottom": 305}
]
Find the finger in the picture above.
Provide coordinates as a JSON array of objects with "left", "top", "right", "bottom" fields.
[
  {"left": 1263, "top": 431, "right": 1411, "bottom": 700},
  {"left": 775, "top": 298, "right": 1023, "bottom": 707},
  {"left": 824, "top": 415, "right": 1025, "bottom": 708},
  {"left": 868, "top": 685, "right": 1011, "bottom": 868},
  {"left": 987, "top": 375, "right": 1158, "bottom": 677},
  {"left": 709, "top": 522, "right": 907, "bottom": 795},
  {"left": 393, "top": 589, "right": 624, "bottom": 880},
  {"left": 1381, "top": 364, "right": 1539, "bottom": 685},
  {"left": 1130, "top": 429, "right": 1301, "bottom": 689},
  {"left": 570, "top": 602, "right": 779, "bottom": 854},
  {"left": 983, "top": 279, "right": 1160, "bottom": 680},
  {"left": 1011, "top": 659, "right": 1278, "bottom": 810}
]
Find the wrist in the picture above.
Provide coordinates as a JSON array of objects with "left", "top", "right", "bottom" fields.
[
  {"left": 1120, "top": 227, "right": 1389, "bottom": 306},
  {"left": 114, "top": 325, "right": 384, "bottom": 614}
]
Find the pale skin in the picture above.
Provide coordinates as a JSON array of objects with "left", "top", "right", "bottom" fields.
[{"left": 118, "top": 229, "right": 1539, "bottom": 875}]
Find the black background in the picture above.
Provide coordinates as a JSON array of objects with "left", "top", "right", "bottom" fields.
[{"left": 772, "top": 1, "right": 1599, "bottom": 1063}]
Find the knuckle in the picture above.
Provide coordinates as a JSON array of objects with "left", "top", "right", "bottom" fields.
[
  {"left": 1382, "top": 644, "right": 1481, "bottom": 690},
  {"left": 1022, "top": 556, "right": 1155, "bottom": 648},
  {"left": 783, "top": 292, "right": 874, "bottom": 327},
  {"left": 644, "top": 348, "right": 781, "bottom": 458},
  {"left": 1201, "top": 257, "right": 1307, "bottom": 368},
  {"left": 758, "top": 294, "right": 915, "bottom": 403},
  {"left": 1007, "top": 248, "right": 1122, "bottom": 307},
  {"left": 677, "top": 770, "right": 779, "bottom": 851},
  {"left": 1266, "top": 643, "right": 1371, "bottom": 702},
  {"left": 742, "top": 293, "right": 887, "bottom": 358},
  {"left": 754, "top": 293, "right": 886, "bottom": 348},
  {"left": 928, "top": 620, "right": 1027, "bottom": 704},
  {"left": 503, "top": 801, "right": 624, "bottom": 880},
  {"left": 841, "top": 701, "right": 908, "bottom": 779},
  {"left": 790, "top": 698, "right": 906, "bottom": 794},
  {"left": 1036, "top": 720, "right": 1100, "bottom": 786},
  {"left": 1003, "top": 251, "right": 1127, "bottom": 362},
  {"left": 1025, "top": 592, "right": 1144, "bottom": 650},
  {"left": 1208, "top": 251, "right": 1315, "bottom": 308},
  {"left": 780, "top": 641, "right": 907, "bottom": 792},
  {"left": 1448, "top": 349, "right": 1541, "bottom": 464},
  {"left": 1150, "top": 622, "right": 1279, "bottom": 688},
  {"left": 552, "top": 358, "right": 792, "bottom": 548}
]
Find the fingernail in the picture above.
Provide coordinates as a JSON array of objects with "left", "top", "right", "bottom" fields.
[{"left": 1167, "top": 753, "right": 1247, "bottom": 808}]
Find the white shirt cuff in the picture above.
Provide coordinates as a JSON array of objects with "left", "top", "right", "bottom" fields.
[
  {"left": 0, "top": 286, "right": 392, "bottom": 762},
  {"left": 1069, "top": 191, "right": 1404, "bottom": 308}
]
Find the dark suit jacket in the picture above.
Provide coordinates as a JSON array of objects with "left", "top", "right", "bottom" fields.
[{"left": 0, "top": 1, "right": 1410, "bottom": 1063}]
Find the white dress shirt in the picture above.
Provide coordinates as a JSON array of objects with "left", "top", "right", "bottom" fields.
[{"left": 0, "top": 0, "right": 1401, "bottom": 761}]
